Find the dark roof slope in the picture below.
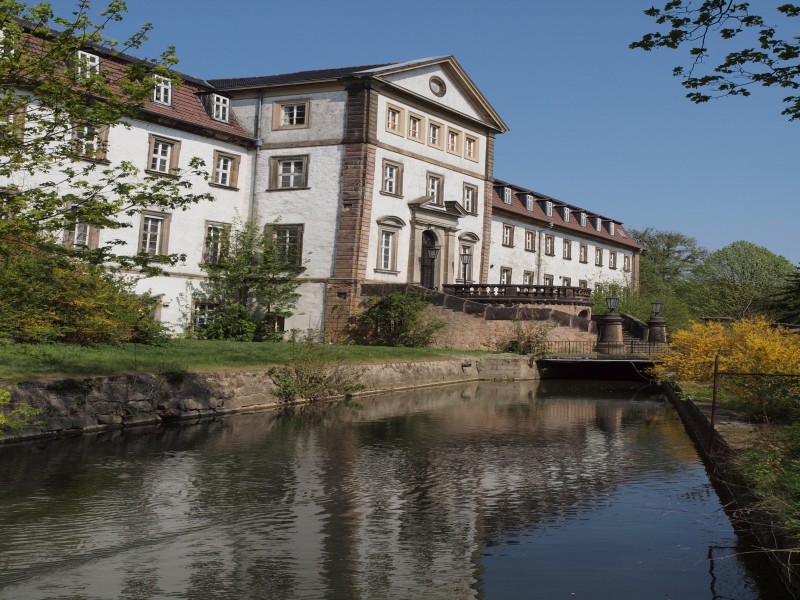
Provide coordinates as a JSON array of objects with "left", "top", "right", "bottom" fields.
[
  {"left": 492, "top": 179, "right": 642, "bottom": 250},
  {"left": 209, "top": 63, "right": 395, "bottom": 90}
]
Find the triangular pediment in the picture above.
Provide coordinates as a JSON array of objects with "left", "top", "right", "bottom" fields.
[{"left": 355, "top": 57, "right": 508, "bottom": 133}]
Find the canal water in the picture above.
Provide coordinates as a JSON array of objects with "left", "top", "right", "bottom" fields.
[{"left": 0, "top": 380, "right": 790, "bottom": 600}]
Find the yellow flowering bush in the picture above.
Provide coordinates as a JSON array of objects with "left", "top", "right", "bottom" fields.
[{"left": 654, "top": 318, "right": 800, "bottom": 421}]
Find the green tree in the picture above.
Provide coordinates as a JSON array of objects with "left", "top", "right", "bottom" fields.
[
  {"left": 196, "top": 219, "right": 306, "bottom": 341},
  {"left": 1, "top": 1, "right": 211, "bottom": 269},
  {"left": 631, "top": 2, "right": 800, "bottom": 121},
  {"left": 631, "top": 228, "right": 707, "bottom": 295},
  {"left": 688, "top": 240, "right": 794, "bottom": 318},
  {"left": 774, "top": 264, "right": 800, "bottom": 323}
]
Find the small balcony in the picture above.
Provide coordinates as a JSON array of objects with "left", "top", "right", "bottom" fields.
[{"left": 441, "top": 284, "right": 593, "bottom": 305}]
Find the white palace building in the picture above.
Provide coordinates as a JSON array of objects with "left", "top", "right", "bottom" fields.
[{"left": 10, "top": 43, "right": 642, "bottom": 338}]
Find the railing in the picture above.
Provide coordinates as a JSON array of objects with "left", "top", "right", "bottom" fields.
[
  {"left": 542, "top": 340, "right": 668, "bottom": 357},
  {"left": 441, "top": 284, "right": 592, "bottom": 304}
]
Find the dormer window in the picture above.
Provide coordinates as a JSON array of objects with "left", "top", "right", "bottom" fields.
[
  {"left": 544, "top": 200, "right": 553, "bottom": 217},
  {"left": 153, "top": 76, "right": 172, "bottom": 106},
  {"left": 608, "top": 222, "right": 615, "bottom": 236},
  {"left": 619, "top": 229, "right": 627, "bottom": 238},
  {"left": 594, "top": 217, "right": 602, "bottom": 232},
  {"left": 212, "top": 94, "right": 229, "bottom": 122},
  {"left": 76, "top": 51, "right": 99, "bottom": 78},
  {"left": 563, "top": 207, "right": 570, "bottom": 223},
  {"left": 525, "top": 194, "right": 534, "bottom": 211},
  {"left": 579, "top": 212, "right": 587, "bottom": 227},
  {"left": 503, "top": 187, "right": 512, "bottom": 204}
]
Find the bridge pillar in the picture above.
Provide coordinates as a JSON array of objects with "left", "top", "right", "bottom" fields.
[
  {"left": 647, "top": 314, "right": 667, "bottom": 344},
  {"left": 596, "top": 312, "right": 624, "bottom": 354}
]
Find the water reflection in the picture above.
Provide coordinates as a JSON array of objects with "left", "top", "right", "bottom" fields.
[{"left": 0, "top": 381, "right": 787, "bottom": 599}]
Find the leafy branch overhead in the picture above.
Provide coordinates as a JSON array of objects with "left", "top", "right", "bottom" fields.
[{"left": 631, "top": 1, "right": 800, "bottom": 120}]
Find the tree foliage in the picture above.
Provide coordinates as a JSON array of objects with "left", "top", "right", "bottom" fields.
[
  {"left": 631, "top": 228, "right": 707, "bottom": 295},
  {"left": 631, "top": 1, "right": 800, "bottom": 120},
  {"left": 687, "top": 240, "right": 794, "bottom": 319},
  {"left": 0, "top": 1, "right": 212, "bottom": 271},
  {"left": 774, "top": 264, "right": 800, "bottom": 324},
  {"left": 352, "top": 291, "right": 444, "bottom": 347},
  {"left": 195, "top": 219, "right": 306, "bottom": 342}
]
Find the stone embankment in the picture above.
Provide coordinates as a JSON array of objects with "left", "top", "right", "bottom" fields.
[{"left": 2, "top": 355, "right": 537, "bottom": 443}]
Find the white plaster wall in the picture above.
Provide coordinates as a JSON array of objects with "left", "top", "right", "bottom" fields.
[
  {"left": 383, "top": 64, "right": 483, "bottom": 122},
  {"left": 260, "top": 90, "right": 348, "bottom": 144},
  {"left": 285, "top": 282, "right": 326, "bottom": 332}
]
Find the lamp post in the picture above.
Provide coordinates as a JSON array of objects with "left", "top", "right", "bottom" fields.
[
  {"left": 425, "top": 246, "right": 440, "bottom": 261},
  {"left": 647, "top": 300, "right": 667, "bottom": 344},
  {"left": 596, "top": 295, "right": 624, "bottom": 355},
  {"left": 460, "top": 248, "right": 471, "bottom": 282}
]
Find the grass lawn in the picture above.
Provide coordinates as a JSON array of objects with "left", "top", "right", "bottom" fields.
[{"left": 0, "top": 340, "right": 485, "bottom": 384}]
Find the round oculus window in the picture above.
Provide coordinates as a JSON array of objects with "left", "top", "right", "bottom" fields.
[{"left": 429, "top": 76, "right": 446, "bottom": 97}]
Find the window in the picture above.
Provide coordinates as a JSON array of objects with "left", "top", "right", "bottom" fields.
[
  {"left": 523, "top": 271, "right": 534, "bottom": 285},
  {"left": 459, "top": 244, "right": 474, "bottom": 282},
  {"left": 562, "top": 277, "right": 572, "bottom": 287},
  {"left": 427, "top": 173, "right": 443, "bottom": 204},
  {"left": 500, "top": 267, "right": 512, "bottom": 285},
  {"left": 595, "top": 248, "right": 603, "bottom": 266},
  {"left": 382, "top": 160, "right": 403, "bottom": 196},
  {"left": 66, "top": 220, "right": 90, "bottom": 248},
  {"left": 379, "top": 230, "right": 395, "bottom": 271},
  {"left": 502, "top": 224, "right": 514, "bottom": 247},
  {"left": 270, "top": 156, "right": 309, "bottom": 189},
  {"left": 3, "top": 104, "right": 25, "bottom": 140},
  {"left": 462, "top": 183, "right": 477, "bottom": 214},
  {"left": 594, "top": 217, "right": 602, "bottom": 232},
  {"left": 73, "top": 124, "right": 108, "bottom": 160},
  {"left": 525, "top": 194, "right": 534, "bottom": 211},
  {"left": 203, "top": 222, "right": 229, "bottom": 264},
  {"left": 153, "top": 76, "right": 172, "bottom": 106},
  {"left": 563, "top": 239, "right": 572, "bottom": 260},
  {"left": 563, "top": 207, "right": 570, "bottom": 222},
  {"left": 446, "top": 128, "right": 461, "bottom": 154},
  {"left": 139, "top": 212, "right": 170, "bottom": 256},
  {"left": 544, "top": 200, "right": 553, "bottom": 217},
  {"left": 579, "top": 243, "right": 588, "bottom": 263},
  {"left": 503, "top": 187, "right": 512, "bottom": 204},
  {"left": 386, "top": 105, "right": 403, "bottom": 134},
  {"left": 543, "top": 274, "right": 554, "bottom": 286},
  {"left": 579, "top": 279, "right": 588, "bottom": 289},
  {"left": 609, "top": 251, "right": 618, "bottom": 269},
  {"left": 274, "top": 224, "right": 303, "bottom": 266},
  {"left": 525, "top": 230, "right": 535, "bottom": 252},
  {"left": 193, "top": 302, "right": 219, "bottom": 330},
  {"left": 76, "top": 50, "right": 99, "bottom": 78},
  {"left": 579, "top": 212, "right": 587, "bottom": 227},
  {"left": 272, "top": 100, "right": 310, "bottom": 129},
  {"left": 623, "top": 255, "right": 631, "bottom": 272},
  {"left": 544, "top": 234, "right": 555, "bottom": 256},
  {"left": 428, "top": 122, "right": 443, "bottom": 148},
  {"left": 212, "top": 151, "right": 240, "bottom": 188},
  {"left": 464, "top": 135, "right": 478, "bottom": 161},
  {"left": 407, "top": 114, "right": 423, "bottom": 141},
  {"left": 608, "top": 222, "right": 615, "bottom": 236},
  {"left": 147, "top": 135, "right": 180, "bottom": 175},
  {"left": 212, "top": 94, "right": 230, "bottom": 122}
]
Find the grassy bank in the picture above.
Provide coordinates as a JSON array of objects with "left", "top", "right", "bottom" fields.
[{"left": 0, "top": 340, "right": 483, "bottom": 384}]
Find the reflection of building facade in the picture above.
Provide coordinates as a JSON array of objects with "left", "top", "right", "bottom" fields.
[{"left": 8, "top": 39, "right": 641, "bottom": 334}]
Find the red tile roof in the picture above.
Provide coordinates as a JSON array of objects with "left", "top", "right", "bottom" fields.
[{"left": 492, "top": 179, "right": 642, "bottom": 250}]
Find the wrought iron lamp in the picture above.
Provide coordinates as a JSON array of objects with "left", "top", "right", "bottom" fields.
[
  {"left": 425, "top": 246, "right": 440, "bottom": 261},
  {"left": 605, "top": 296, "right": 620, "bottom": 313},
  {"left": 460, "top": 250, "right": 471, "bottom": 265},
  {"left": 651, "top": 300, "right": 662, "bottom": 317}
]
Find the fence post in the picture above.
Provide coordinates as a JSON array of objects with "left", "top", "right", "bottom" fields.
[{"left": 709, "top": 353, "right": 719, "bottom": 455}]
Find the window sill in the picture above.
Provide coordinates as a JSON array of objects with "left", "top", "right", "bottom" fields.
[
  {"left": 273, "top": 124, "right": 310, "bottom": 131},
  {"left": 563, "top": 257, "right": 572, "bottom": 261},
  {"left": 145, "top": 169, "right": 179, "bottom": 179},
  {"left": 77, "top": 156, "right": 111, "bottom": 165},
  {"left": 379, "top": 191, "right": 404, "bottom": 199},
  {"left": 209, "top": 182, "right": 240, "bottom": 191},
  {"left": 524, "top": 248, "right": 535, "bottom": 253},
  {"left": 579, "top": 260, "right": 588, "bottom": 264},
  {"left": 266, "top": 186, "right": 311, "bottom": 192},
  {"left": 502, "top": 244, "right": 514, "bottom": 248},
  {"left": 374, "top": 268, "right": 400, "bottom": 275}
]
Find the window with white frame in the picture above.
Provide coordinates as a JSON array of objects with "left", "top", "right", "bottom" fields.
[
  {"left": 212, "top": 151, "right": 240, "bottom": 188},
  {"left": 544, "top": 200, "right": 553, "bottom": 217},
  {"left": 428, "top": 122, "right": 442, "bottom": 148},
  {"left": 563, "top": 207, "right": 570, "bottom": 222},
  {"left": 609, "top": 251, "right": 617, "bottom": 269},
  {"left": 212, "top": 94, "right": 230, "bottom": 122},
  {"left": 273, "top": 101, "right": 309, "bottom": 129},
  {"left": 608, "top": 221, "right": 616, "bottom": 236},
  {"left": 594, "top": 217, "right": 602, "bottom": 231},
  {"left": 407, "top": 114, "right": 422, "bottom": 140},
  {"left": 544, "top": 234, "right": 554, "bottom": 256},
  {"left": 147, "top": 135, "right": 180, "bottom": 174},
  {"left": 579, "top": 279, "right": 588, "bottom": 288},
  {"left": 562, "top": 277, "right": 572, "bottom": 287},
  {"left": 379, "top": 230, "right": 395, "bottom": 271},
  {"left": 523, "top": 271, "right": 534, "bottom": 286},
  {"left": 595, "top": 248, "right": 603, "bottom": 266},
  {"left": 525, "top": 194, "right": 534, "bottom": 211},
  {"left": 579, "top": 212, "right": 587, "bottom": 227},
  {"left": 500, "top": 267, "right": 512, "bottom": 285},
  {"left": 459, "top": 244, "right": 474, "bottom": 282},
  {"left": 153, "top": 76, "right": 172, "bottom": 106},
  {"left": 503, "top": 187, "right": 512, "bottom": 204},
  {"left": 525, "top": 230, "right": 535, "bottom": 252},
  {"left": 76, "top": 50, "right": 99, "bottom": 78},
  {"left": 462, "top": 183, "right": 477, "bottom": 214},
  {"left": 563, "top": 239, "right": 572, "bottom": 260},
  {"left": 464, "top": 135, "right": 478, "bottom": 161},
  {"left": 73, "top": 124, "right": 108, "bottom": 160},
  {"left": 376, "top": 217, "right": 405, "bottom": 274},
  {"left": 502, "top": 224, "right": 514, "bottom": 247},
  {"left": 270, "top": 156, "right": 309, "bottom": 189},
  {"left": 543, "top": 274, "right": 554, "bottom": 286},
  {"left": 386, "top": 105, "right": 403, "bottom": 133},
  {"left": 274, "top": 224, "right": 304, "bottom": 266},
  {"left": 382, "top": 160, "right": 402, "bottom": 195},
  {"left": 203, "top": 222, "right": 229, "bottom": 264},
  {"left": 427, "top": 173, "right": 443, "bottom": 204},
  {"left": 447, "top": 128, "right": 461, "bottom": 154},
  {"left": 579, "top": 243, "right": 588, "bottom": 263},
  {"left": 139, "top": 213, "right": 170, "bottom": 256},
  {"left": 623, "top": 255, "right": 631, "bottom": 272}
]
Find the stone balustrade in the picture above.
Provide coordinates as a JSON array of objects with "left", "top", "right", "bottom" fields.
[{"left": 441, "top": 284, "right": 592, "bottom": 305}]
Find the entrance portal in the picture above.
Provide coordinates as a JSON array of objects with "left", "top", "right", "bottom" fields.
[{"left": 421, "top": 230, "right": 437, "bottom": 289}]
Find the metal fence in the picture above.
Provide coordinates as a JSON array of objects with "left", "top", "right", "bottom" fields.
[{"left": 543, "top": 340, "right": 668, "bottom": 357}]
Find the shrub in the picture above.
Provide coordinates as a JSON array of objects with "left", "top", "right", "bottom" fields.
[
  {"left": 0, "top": 389, "right": 40, "bottom": 438},
  {"left": 352, "top": 291, "right": 444, "bottom": 347},
  {"left": 500, "top": 320, "right": 552, "bottom": 356}
]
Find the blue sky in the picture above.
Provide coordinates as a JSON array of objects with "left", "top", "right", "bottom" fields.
[{"left": 50, "top": 0, "right": 799, "bottom": 263}]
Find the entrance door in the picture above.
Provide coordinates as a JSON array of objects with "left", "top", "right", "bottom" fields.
[{"left": 421, "top": 231, "right": 436, "bottom": 289}]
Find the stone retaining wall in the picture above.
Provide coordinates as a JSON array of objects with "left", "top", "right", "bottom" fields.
[{"left": 1, "top": 356, "right": 538, "bottom": 443}]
